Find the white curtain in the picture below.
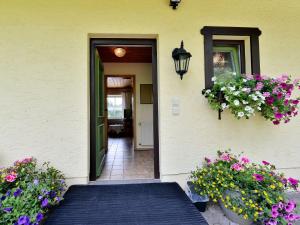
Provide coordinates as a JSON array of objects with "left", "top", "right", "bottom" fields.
[{"left": 122, "top": 91, "right": 132, "bottom": 110}]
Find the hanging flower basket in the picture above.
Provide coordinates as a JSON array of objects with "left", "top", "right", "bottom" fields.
[{"left": 202, "top": 74, "right": 300, "bottom": 125}]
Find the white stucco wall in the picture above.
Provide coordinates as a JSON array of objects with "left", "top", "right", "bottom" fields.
[
  {"left": 0, "top": 0, "right": 300, "bottom": 186},
  {"left": 103, "top": 63, "right": 153, "bottom": 150}
]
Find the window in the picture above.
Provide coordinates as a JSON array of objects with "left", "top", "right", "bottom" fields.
[
  {"left": 107, "top": 95, "right": 123, "bottom": 119},
  {"left": 213, "top": 40, "right": 245, "bottom": 82},
  {"left": 201, "top": 26, "right": 261, "bottom": 88}
]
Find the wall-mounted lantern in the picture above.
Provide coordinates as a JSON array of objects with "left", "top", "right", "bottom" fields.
[
  {"left": 172, "top": 41, "right": 192, "bottom": 80},
  {"left": 170, "top": 0, "right": 181, "bottom": 9}
]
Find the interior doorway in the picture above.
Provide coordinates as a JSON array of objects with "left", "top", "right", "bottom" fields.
[{"left": 89, "top": 39, "right": 159, "bottom": 181}]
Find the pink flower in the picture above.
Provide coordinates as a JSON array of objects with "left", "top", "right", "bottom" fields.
[
  {"left": 241, "top": 156, "right": 250, "bottom": 164},
  {"left": 275, "top": 113, "right": 283, "bottom": 119},
  {"left": 288, "top": 177, "right": 299, "bottom": 186},
  {"left": 292, "top": 100, "right": 299, "bottom": 105},
  {"left": 271, "top": 209, "right": 279, "bottom": 218},
  {"left": 255, "top": 82, "right": 264, "bottom": 91},
  {"left": 262, "top": 160, "right": 270, "bottom": 165},
  {"left": 246, "top": 74, "right": 254, "bottom": 80},
  {"left": 204, "top": 157, "right": 211, "bottom": 165},
  {"left": 263, "top": 92, "right": 271, "bottom": 97},
  {"left": 5, "top": 172, "right": 17, "bottom": 183},
  {"left": 285, "top": 200, "right": 296, "bottom": 213},
  {"left": 253, "top": 173, "right": 264, "bottom": 181},
  {"left": 220, "top": 153, "right": 231, "bottom": 162},
  {"left": 231, "top": 163, "right": 244, "bottom": 171}
]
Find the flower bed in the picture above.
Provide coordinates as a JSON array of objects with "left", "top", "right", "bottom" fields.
[
  {"left": 203, "top": 74, "right": 300, "bottom": 125},
  {"left": 191, "top": 151, "right": 300, "bottom": 225},
  {"left": 0, "top": 157, "right": 66, "bottom": 225}
]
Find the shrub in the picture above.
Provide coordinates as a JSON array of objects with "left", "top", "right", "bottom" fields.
[
  {"left": 191, "top": 151, "right": 300, "bottom": 224},
  {"left": 0, "top": 157, "right": 66, "bottom": 225}
]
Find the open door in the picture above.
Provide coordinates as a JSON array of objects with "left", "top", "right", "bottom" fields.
[{"left": 90, "top": 49, "right": 107, "bottom": 180}]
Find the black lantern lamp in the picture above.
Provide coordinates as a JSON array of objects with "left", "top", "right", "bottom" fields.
[
  {"left": 172, "top": 41, "right": 192, "bottom": 80},
  {"left": 170, "top": 0, "right": 181, "bottom": 9}
]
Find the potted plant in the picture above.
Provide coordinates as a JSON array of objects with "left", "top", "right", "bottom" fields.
[
  {"left": 0, "top": 157, "right": 66, "bottom": 225},
  {"left": 186, "top": 181, "right": 209, "bottom": 212},
  {"left": 203, "top": 74, "right": 300, "bottom": 125},
  {"left": 191, "top": 151, "right": 300, "bottom": 225}
]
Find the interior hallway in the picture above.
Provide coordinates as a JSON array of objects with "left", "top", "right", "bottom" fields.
[{"left": 98, "top": 137, "right": 154, "bottom": 180}]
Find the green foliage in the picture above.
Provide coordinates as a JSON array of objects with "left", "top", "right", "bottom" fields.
[
  {"left": 0, "top": 157, "right": 66, "bottom": 225},
  {"left": 191, "top": 151, "right": 299, "bottom": 224}
]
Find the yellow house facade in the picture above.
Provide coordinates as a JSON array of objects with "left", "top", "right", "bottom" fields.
[{"left": 1, "top": 0, "right": 300, "bottom": 186}]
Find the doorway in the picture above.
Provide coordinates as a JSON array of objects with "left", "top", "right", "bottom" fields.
[{"left": 89, "top": 39, "right": 159, "bottom": 181}]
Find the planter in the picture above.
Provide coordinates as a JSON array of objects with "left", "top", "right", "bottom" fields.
[
  {"left": 219, "top": 190, "right": 254, "bottom": 225},
  {"left": 186, "top": 181, "right": 209, "bottom": 212}
]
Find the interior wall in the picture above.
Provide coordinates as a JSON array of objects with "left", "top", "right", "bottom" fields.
[
  {"left": 103, "top": 63, "right": 153, "bottom": 150},
  {"left": 0, "top": 0, "right": 300, "bottom": 186}
]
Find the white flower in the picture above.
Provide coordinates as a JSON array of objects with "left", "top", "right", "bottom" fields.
[
  {"left": 229, "top": 86, "right": 236, "bottom": 91},
  {"left": 245, "top": 106, "right": 253, "bottom": 112},
  {"left": 257, "top": 107, "right": 261, "bottom": 111},
  {"left": 225, "top": 96, "right": 229, "bottom": 101},
  {"left": 233, "top": 100, "right": 240, "bottom": 106},
  {"left": 205, "top": 89, "right": 211, "bottom": 94},
  {"left": 212, "top": 76, "right": 217, "bottom": 82},
  {"left": 221, "top": 87, "right": 226, "bottom": 91},
  {"left": 251, "top": 95, "right": 258, "bottom": 101},
  {"left": 242, "top": 79, "right": 247, "bottom": 83},
  {"left": 237, "top": 112, "right": 244, "bottom": 117},
  {"left": 242, "top": 100, "right": 249, "bottom": 105},
  {"left": 221, "top": 103, "right": 228, "bottom": 110},
  {"left": 233, "top": 91, "right": 240, "bottom": 96}
]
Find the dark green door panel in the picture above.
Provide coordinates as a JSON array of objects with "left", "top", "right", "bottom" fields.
[{"left": 94, "top": 50, "right": 106, "bottom": 178}]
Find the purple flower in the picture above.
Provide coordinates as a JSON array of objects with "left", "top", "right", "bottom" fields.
[
  {"left": 275, "top": 113, "right": 283, "bottom": 119},
  {"left": 17, "top": 215, "right": 30, "bottom": 225},
  {"left": 285, "top": 213, "right": 295, "bottom": 222},
  {"left": 41, "top": 198, "right": 49, "bottom": 208},
  {"left": 38, "top": 195, "right": 43, "bottom": 200},
  {"left": 204, "top": 157, "right": 211, "bottom": 164},
  {"left": 33, "top": 179, "right": 39, "bottom": 185},
  {"left": 273, "top": 120, "right": 280, "bottom": 125},
  {"left": 285, "top": 200, "right": 296, "bottom": 213},
  {"left": 271, "top": 209, "right": 279, "bottom": 218},
  {"left": 14, "top": 188, "right": 22, "bottom": 197},
  {"left": 54, "top": 196, "right": 62, "bottom": 202},
  {"left": 256, "top": 82, "right": 264, "bottom": 91},
  {"left": 253, "top": 173, "right": 264, "bottom": 181},
  {"left": 36, "top": 212, "right": 43, "bottom": 222},
  {"left": 277, "top": 92, "right": 283, "bottom": 99},
  {"left": 262, "top": 160, "right": 270, "bottom": 165},
  {"left": 292, "top": 100, "right": 299, "bottom": 105},
  {"left": 49, "top": 191, "right": 56, "bottom": 199},
  {"left": 272, "top": 205, "right": 279, "bottom": 211},
  {"left": 3, "top": 207, "right": 13, "bottom": 213},
  {"left": 288, "top": 177, "right": 299, "bottom": 186},
  {"left": 266, "top": 218, "right": 278, "bottom": 225},
  {"left": 266, "top": 97, "right": 275, "bottom": 105}
]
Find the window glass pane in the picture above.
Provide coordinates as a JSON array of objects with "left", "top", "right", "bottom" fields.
[
  {"left": 213, "top": 46, "right": 241, "bottom": 82},
  {"left": 107, "top": 95, "right": 123, "bottom": 119}
]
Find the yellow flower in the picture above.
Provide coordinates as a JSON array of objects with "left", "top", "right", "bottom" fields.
[
  {"left": 270, "top": 184, "right": 276, "bottom": 189},
  {"left": 244, "top": 214, "right": 248, "bottom": 219}
]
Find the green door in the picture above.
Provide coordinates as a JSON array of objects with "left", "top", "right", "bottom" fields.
[{"left": 94, "top": 49, "right": 106, "bottom": 178}]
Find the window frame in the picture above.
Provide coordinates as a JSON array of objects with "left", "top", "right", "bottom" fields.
[{"left": 201, "top": 26, "right": 262, "bottom": 88}]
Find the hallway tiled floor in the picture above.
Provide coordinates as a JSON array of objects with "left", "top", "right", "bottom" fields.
[{"left": 97, "top": 138, "right": 154, "bottom": 180}]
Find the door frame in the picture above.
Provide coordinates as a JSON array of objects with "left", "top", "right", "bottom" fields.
[
  {"left": 104, "top": 75, "right": 136, "bottom": 150},
  {"left": 89, "top": 38, "right": 160, "bottom": 181}
]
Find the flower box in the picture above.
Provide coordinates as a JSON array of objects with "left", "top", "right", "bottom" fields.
[{"left": 186, "top": 181, "right": 209, "bottom": 212}]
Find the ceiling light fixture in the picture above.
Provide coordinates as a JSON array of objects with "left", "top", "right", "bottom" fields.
[{"left": 114, "top": 48, "right": 126, "bottom": 57}]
